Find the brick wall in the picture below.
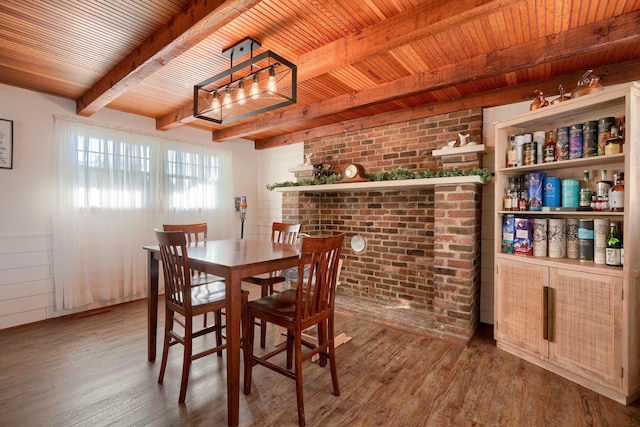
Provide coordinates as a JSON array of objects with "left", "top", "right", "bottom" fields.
[{"left": 283, "top": 108, "right": 483, "bottom": 343}]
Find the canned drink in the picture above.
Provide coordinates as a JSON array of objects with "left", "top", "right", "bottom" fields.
[
  {"left": 578, "top": 219, "right": 594, "bottom": 262},
  {"left": 582, "top": 120, "right": 598, "bottom": 157},
  {"left": 569, "top": 124, "right": 583, "bottom": 159},
  {"left": 556, "top": 126, "right": 570, "bottom": 160},
  {"left": 533, "top": 131, "right": 545, "bottom": 164},
  {"left": 561, "top": 179, "right": 579, "bottom": 208},
  {"left": 598, "top": 117, "right": 614, "bottom": 156}
]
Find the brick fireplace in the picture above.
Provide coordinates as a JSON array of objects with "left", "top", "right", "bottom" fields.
[{"left": 281, "top": 108, "right": 484, "bottom": 344}]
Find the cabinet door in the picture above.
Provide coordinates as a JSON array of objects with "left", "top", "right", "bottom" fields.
[
  {"left": 549, "top": 269, "right": 623, "bottom": 388},
  {"left": 495, "top": 258, "right": 548, "bottom": 358}
]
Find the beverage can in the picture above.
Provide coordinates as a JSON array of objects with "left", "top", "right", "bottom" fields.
[
  {"left": 569, "top": 124, "right": 583, "bottom": 159},
  {"left": 597, "top": 117, "right": 614, "bottom": 156}
]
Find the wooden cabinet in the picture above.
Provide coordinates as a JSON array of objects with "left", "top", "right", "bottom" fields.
[{"left": 493, "top": 82, "right": 640, "bottom": 404}]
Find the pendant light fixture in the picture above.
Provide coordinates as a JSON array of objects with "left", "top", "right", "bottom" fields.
[{"left": 194, "top": 37, "right": 297, "bottom": 124}]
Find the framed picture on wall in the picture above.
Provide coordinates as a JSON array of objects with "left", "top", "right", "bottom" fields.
[{"left": 0, "top": 118, "right": 13, "bottom": 169}]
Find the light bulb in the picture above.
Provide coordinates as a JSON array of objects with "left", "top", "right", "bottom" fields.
[
  {"left": 267, "top": 67, "right": 277, "bottom": 94},
  {"left": 250, "top": 74, "right": 260, "bottom": 100},
  {"left": 237, "top": 80, "right": 246, "bottom": 105},
  {"left": 211, "top": 92, "right": 220, "bottom": 112},
  {"left": 223, "top": 88, "right": 232, "bottom": 108}
]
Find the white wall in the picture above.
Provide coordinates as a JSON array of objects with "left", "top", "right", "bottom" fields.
[
  {"left": 255, "top": 144, "right": 304, "bottom": 240},
  {"left": 0, "top": 83, "right": 259, "bottom": 328}
]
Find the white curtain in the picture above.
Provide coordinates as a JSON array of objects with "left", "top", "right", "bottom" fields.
[{"left": 52, "top": 116, "right": 234, "bottom": 310}]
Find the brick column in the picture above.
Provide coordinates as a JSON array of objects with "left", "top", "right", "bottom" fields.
[{"left": 433, "top": 183, "right": 482, "bottom": 341}]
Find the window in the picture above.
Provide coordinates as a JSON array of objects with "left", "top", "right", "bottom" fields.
[{"left": 53, "top": 117, "right": 233, "bottom": 310}]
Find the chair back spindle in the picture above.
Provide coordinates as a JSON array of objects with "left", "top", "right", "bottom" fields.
[{"left": 156, "top": 230, "right": 192, "bottom": 309}]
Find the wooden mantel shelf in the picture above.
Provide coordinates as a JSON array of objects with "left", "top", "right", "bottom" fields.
[{"left": 272, "top": 175, "right": 484, "bottom": 193}]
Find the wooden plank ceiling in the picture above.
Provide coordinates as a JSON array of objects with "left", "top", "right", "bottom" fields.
[{"left": 1, "top": 0, "right": 640, "bottom": 149}]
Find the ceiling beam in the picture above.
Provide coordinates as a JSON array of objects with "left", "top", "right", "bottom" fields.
[
  {"left": 254, "top": 59, "right": 640, "bottom": 150},
  {"left": 75, "top": 0, "right": 262, "bottom": 117},
  {"left": 155, "top": 0, "right": 511, "bottom": 131},
  {"left": 215, "top": 10, "right": 640, "bottom": 142}
]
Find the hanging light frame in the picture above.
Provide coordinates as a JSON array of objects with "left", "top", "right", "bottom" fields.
[{"left": 193, "top": 37, "right": 297, "bottom": 124}]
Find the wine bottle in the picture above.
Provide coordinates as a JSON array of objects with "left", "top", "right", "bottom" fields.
[
  {"left": 606, "top": 222, "right": 622, "bottom": 267},
  {"left": 578, "top": 170, "right": 592, "bottom": 210}
]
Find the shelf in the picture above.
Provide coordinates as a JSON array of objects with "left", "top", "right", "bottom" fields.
[
  {"left": 432, "top": 144, "right": 485, "bottom": 157},
  {"left": 272, "top": 175, "right": 484, "bottom": 193},
  {"left": 498, "top": 210, "right": 624, "bottom": 217},
  {"left": 495, "top": 253, "right": 624, "bottom": 277},
  {"left": 288, "top": 165, "right": 314, "bottom": 173},
  {"left": 497, "top": 153, "right": 624, "bottom": 174}
]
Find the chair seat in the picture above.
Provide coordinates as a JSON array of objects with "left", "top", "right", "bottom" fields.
[
  {"left": 190, "top": 281, "right": 227, "bottom": 306},
  {"left": 191, "top": 273, "right": 225, "bottom": 286},
  {"left": 243, "top": 273, "right": 285, "bottom": 287},
  {"left": 244, "top": 289, "right": 297, "bottom": 320}
]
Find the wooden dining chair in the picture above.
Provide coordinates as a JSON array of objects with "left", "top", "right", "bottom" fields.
[
  {"left": 155, "top": 229, "right": 248, "bottom": 403},
  {"left": 243, "top": 222, "right": 301, "bottom": 348},
  {"left": 242, "top": 234, "right": 345, "bottom": 427},
  {"left": 163, "top": 223, "right": 225, "bottom": 327},
  {"left": 162, "top": 223, "right": 225, "bottom": 285}
]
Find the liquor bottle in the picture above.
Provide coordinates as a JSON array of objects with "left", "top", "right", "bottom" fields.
[
  {"left": 605, "top": 222, "right": 622, "bottom": 267},
  {"left": 578, "top": 170, "right": 593, "bottom": 210},
  {"left": 595, "top": 169, "right": 611, "bottom": 211},
  {"left": 604, "top": 126, "right": 623, "bottom": 155},
  {"left": 503, "top": 176, "right": 516, "bottom": 211},
  {"left": 507, "top": 135, "right": 518, "bottom": 167},
  {"left": 518, "top": 175, "right": 529, "bottom": 211},
  {"left": 543, "top": 130, "right": 556, "bottom": 163},
  {"left": 609, "top": 172, "right": 624, "bottom": 212}
]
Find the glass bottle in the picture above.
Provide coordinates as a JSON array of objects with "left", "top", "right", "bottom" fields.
[
  {"left": 518, "top": 175, "right": 529, "bottom": 211},
  {"left": 604, "top": 126, "right": 623, "bottom": 155},
  {"left": 606, "top": 222, "right": 622, "bottom": 267},
  {"left": 609, "top": 172, "right": 624, "bottom": 212},
  {"left": 503, "top": 177, "right": 516, "bottom": 211},
  {"left": 507, "top": 135, "right": 518, "bottom": 168},
  {"left": 595, "top": 169, "right": 611, "bottom": 211},
  {"left": 578, "top": 170, "right": 593, "bottom": 210},
  {"left": 543, "top": 130, "right": 556, "bottom": 163}
]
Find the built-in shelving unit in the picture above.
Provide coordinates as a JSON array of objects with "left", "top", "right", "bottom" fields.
[{"left": 493, "top": 81, "right": 640, "bottom": 405}]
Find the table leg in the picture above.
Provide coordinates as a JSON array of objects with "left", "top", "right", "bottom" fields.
[
  {"left": 147, "top": 250, "right": 159, "bottom": 362},
  {"left": 226, "top": 270, "right": 242, "bottom": 426}
]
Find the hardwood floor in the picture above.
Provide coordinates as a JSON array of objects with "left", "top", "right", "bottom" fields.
[{"left": 1, "top": 293, "right": 639, "bottom": 426}]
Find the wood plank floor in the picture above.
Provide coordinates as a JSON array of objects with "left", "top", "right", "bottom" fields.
[{"left": 1, "top": 295, "right": 639, "bottom": 426}]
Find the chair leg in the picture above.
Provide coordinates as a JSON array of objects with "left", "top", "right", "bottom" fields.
[
  {"left": 179, "top": 317, "right": 193, "bottom": 403},
  {"left": 243, "top": 308, "right": 255, "bottom": 395},
  {"left": 259, "top": 284, "right": 269, "bottom": 348},
  {"left": 294, "top": 330, "right": 306, "bottom": 427},
  {"left": 215, "top": 309, "right": 223, "bottom": 357},
  {"left": 317, "top": 320, "right": 328, "bottom": 367},
  {"left": 328, "top": 316, "right": 340, "bottom": 396},
  {"left": 286, "top": 329, "right": 294, "bottom": 370},
  {"left": 158, "top": 309, "right": 173, "bottom": 384}
]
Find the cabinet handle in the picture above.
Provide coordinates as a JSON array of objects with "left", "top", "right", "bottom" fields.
[
  {"left": 547, "top": 287, "right": 554, "bottom": 342},
  {"left": 543, "top": 286, "right": 549, "bottom": 340},
  {"left": 543, "top": 286, "right": 554, "bottom": 342}
]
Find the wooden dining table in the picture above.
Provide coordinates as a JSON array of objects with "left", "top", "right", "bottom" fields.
[{"left": 143, "top": 239, "right": 300, "bottom": 427}]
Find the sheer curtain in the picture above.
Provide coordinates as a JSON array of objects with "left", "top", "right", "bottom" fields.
[{"left": 52, "top": 116, "right": 234, "bottom": 310}]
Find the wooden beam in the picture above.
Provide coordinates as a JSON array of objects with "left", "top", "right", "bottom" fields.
[
  {"left": 216, "top": 10, "right": 640, "bottom": 142},
  {"left": 254, "top": 59, "right": 640, "bottom": 149},
  {"left": 156, "top": 0, "right": 510, "bottom": 130},
  {"left": 76, "top": 0, "right": 262, "bottom": 117}
]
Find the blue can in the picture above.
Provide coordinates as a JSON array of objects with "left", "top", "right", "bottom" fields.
[
  {"left": 543, "top": 177, "right": 561, "bottom": 207},
  {"left": 561, "top": 179, "right": 579, "bottom": 208}
]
